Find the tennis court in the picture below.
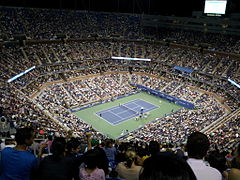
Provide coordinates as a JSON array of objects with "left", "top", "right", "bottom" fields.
[
  {"left": 96, "top": 99, "right": 159, "bottom": 125},
  {"left": 73, "top": 92, "right": 182, "bottom": 139}
]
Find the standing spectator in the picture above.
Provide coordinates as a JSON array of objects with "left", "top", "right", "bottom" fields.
[
  {"left": 0, "top": 127, "right": 38, "bottom": 180},
  {"left": 103, "top": 139, "right": 117, "bottom": 168},
  {"left": 148, "top": 140, "right": 160, "bottom": 156},
  {"left": 175, "top": 146, "right": 185, "bottom": 160},
  {"left": 66, "top": 138, "right": 84, "bottom": 179},
  {"left": 186, "top": 132, "right": 222, "bottom": 180},
  {"left": 94, "top": 146, "right": 109, "bottom": 176},
  {"left": 38, "top": 137, "right": 78, "bottom": 180},
  {"left": 0, "top": 139, "right": 4, "bottom": 150},
  {"left": 142, "top": 140, "right": 160, "bottom": 162}
]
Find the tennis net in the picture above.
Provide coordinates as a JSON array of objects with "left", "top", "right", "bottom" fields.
[{"left": 120, "top": 104, "right": 139, "bottom": 115}]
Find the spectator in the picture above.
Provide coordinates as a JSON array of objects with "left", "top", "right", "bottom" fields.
[
  {"left": 106, "top": 170, "right": 124, "bottom": 180},
  {"left": 1, "top": 139, "right": 15, "bottom": 149},
  {"left": 38, "top": 137, "right": 78, "bottom": 180},
  {"left": 142, "top": 140, "right": 160, "bottom": 162},
  {"left": 186, "top": 132, "right": 222, "bottom": 180},
  {"left": 0, "top": 127, "right": 38, "bottom": 180},
  {"left": 175, "top": 145, "right": 185, "bottom": 160},
  {"left": 206, "top": 150, "right": 227, "bottom": 179},
  {"left": 228, "top": 143, "right": 240, "bottom": 180},
  {"left": 79, "top": 149, "right": 105, "bottom": 180},
  {"left": 94, "top": 146, "right": 109, "bottom": 176},
  {"left": 65, "top": 138, "right": 84, "bottom": 179},
  {"left": 103, "top": 139, "right": 117, "bottom": 168},
  {"left": 115, "top": 149, "right": 142, "bottom": 180},
  {"left": 139, "top": 153, "right": 196, "bottom": 180},
  {"left": 148, "top": 140, "right": 160, "bottom": 156},
  {"left": 228, "top": 156, "right": 240, "bottom": 180}
]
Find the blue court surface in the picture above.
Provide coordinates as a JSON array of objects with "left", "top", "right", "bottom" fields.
[{"left": 96, "top": 99, "right": 159, "bottom": 125}]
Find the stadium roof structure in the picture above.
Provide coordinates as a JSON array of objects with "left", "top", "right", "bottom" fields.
[{"left": 0, "top": 0, "right": 239, "bottom": 17}]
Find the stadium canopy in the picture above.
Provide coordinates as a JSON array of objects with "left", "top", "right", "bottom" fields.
[{"left": 173, "top": 66, "right": 194, "bottom": 74}]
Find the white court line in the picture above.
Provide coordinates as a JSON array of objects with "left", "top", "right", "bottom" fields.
[
  {"left": 99, "top": 106, "right": 122, "bottom": 114},
  {"left": 107, "top": 99, "right": 152, "bottom": 124},
  {"left": 136, "top": 99, "right": 160, "bottom": 108},
  {"left": 96, "top": 110, "right": 124, "bottom": 123},
  {"left": 107, "top": 108, "right": 138, "bottom": 125},
  {"left": 101, "top": 107, "right": 133, "bottom": 116},
  {"left": 112, "top": 114, "right": 136, "bottom": 124},
  {"left": 96, "top": 105, "right": 135, "bottom": 125},
  {"left": 117, "top": 109, "right": 137, "bottom": 116},
  {"left": 94, "top": 112, "right": 116, "bottom": 126},
  {"left": 128, "top": 101, "right": 153, "bottom": 112},
  {"left": 108, "top": 111, "right": 124, "bottom": 120},
  {"left": 95, "top": 111, "right": 129, "bottom": 126},
  {"left": 97, "top": 107, "right": 135, "bottom": 125},
  {"left": 114, "top": 108, "right": 133, "bottom": 115},
  {"left": 97, "top": 99, "right": 139, "bottom": 114}
]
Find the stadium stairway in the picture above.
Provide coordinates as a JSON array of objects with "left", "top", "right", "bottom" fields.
[
  {"left": 34, "top": 53, "right": 43, "bottom": 65},
  {"left": 127, "top": 73, "right": 132, "bottom": 82},
  {"left": 160, "top": 81, "right": 172, "bottom": 92},
  {"left": 212, "top": 59, "right": 223, "bottom": 74},
  {"left": 169, "top": 84, "right": 183, "bottom": 95},
  {"left": 61, "top": 84, "right": 79, "bottom": 106},
  {"left": 119, "top": 74, "right": 123, "bottom": 85},
  {"left": 202, "top": 60, "right": 211, "bottom": 72},
  {"left": 17, "top": 88, "right": 70, "bottom": 132},
  {"left": 193, "top": 92, "right": 203, "bottom": 103},
  {"left": 50, "top": 47, "right": 61, "bottom": 62},
  {"left": 42, "top": 47, "right": 52, "bottom": 63},
  {"left": 20, "top": 48, "right": 30, "bottom": 64},
  {"left": 60, "top": 47, "right": 70, "bottom": 62},
  {"left": 222, "top": 60, "right": 235, "bottom": 76},
  {"left": 201, "top": 108, "right": 240, "bottom": 135},
  {"left": 110, "top": 43, "right": 114, "bottom": 56},
  {"left": 34, "top": 100, "right": 70, "bottom": 132},
  {"left": 69, "top": 82, "right": 85, "bottom": 103}
]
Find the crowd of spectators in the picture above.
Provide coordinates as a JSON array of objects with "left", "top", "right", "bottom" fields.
[
  {"left": 1, "top": 43, "right": 239, "bottom": 137},
  {"left": 145, "top": 26, "right": 240, "bottom": 54},
  {"left": 1, "top": 40, "right": 239, "bottom": 87},
  {"left": 1, "top": 7, "right": 240, "bottom": 53},
  {"left": 120, "top": 90, "right": 225, "bottom": 142},
  {"left": 1, "top": 39, "right": 239, "bottom": 144},
  {"left": 0, "top": 6, "right": 240, "bottom": 180},
  {"left": 209, "top": 114, "right": 240, "bottom": 150},
  {"left": 1, "top": 127, "right": 240, "bottom": 180},
  {"left": 0, "top": 82, "right": 65, "bottom": 138},
  {"left": 0, "top": 7, "right": 141, "bottom": 40},
  {"left": 31, "top": 73, "right": 233, "bottom": 150}
]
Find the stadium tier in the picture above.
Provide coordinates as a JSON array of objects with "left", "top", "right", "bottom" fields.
[
  {"left": 0, "top": 7, "right": 239, "bottom": 144},
  {"left": 0, "top": 4, "right": 240, "bottom": 180}
]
